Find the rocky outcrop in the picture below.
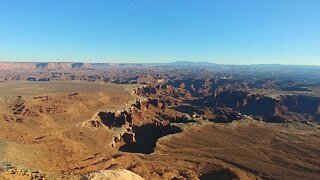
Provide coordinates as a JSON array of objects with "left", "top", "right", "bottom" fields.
[
  {"left": 84, "top": 99, "right": 152, "bottom": 149},
  {"left": 131, "top": 77, "right": 320, "bottom": 124},
  {"left": 166, "top": 78, "right": 210, "bottom": 95},
  {"left": 212, "top": 90, "right": 249, "bottom": 108},
  {"left": 86, "top": 169, "right": 144, "bottom": 180},
  {"left": 210, "top": 108, "right": 244, "bottom": 123},
  {"left": 98, "top": 111, "right": 132, "bottom": 128},
  {"left": 282, "top": 95, "right": 320, "bottom": 115},
  {"left": 206, "top": 90, "right": 282, "bottom": 117},
  {"left": 134, "top": 99, "right": 149, "bottom": 112},
  {"left": 202, "top": 89, "right": 320, "bottom": 122},
  {"left": 160, "top": 114, "right": 195, "bottom": 123},
  {"left": 148, "top": 98, "right": 164, "bottom": 108},
  {"left": 135, "top": 85, "right": 158, "bottom": 96},
  {"left": 0, "top": 163, "right": 45, "bottom": 179},
  {"left": 241, "top": 95, "right": 282, "bottom": 116}
]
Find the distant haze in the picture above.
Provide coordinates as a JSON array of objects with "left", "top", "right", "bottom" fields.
[{"left": 0, "top": 0, "right": 319, "bottom": 65}]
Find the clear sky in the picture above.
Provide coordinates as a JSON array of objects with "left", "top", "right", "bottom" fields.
[{"left": 0, "top": 0, "right": 319, "bottom": 64}]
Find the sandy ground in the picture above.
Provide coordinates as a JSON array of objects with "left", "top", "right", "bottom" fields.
[{"left": 146, "top": 120, "right": 320, "bottom": 179}]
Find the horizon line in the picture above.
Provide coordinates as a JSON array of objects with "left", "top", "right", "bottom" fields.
[{"left": 0, "top": 60, "right": 319, "bottom": 67}]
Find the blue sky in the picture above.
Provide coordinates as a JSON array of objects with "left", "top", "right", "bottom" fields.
[{"left": 0, "top": 0, "right": 319, "bottom": 64}]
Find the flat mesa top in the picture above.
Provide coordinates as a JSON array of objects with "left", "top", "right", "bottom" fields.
[{"left": 0, "top": 81, "right": 129, "bottom": 96}]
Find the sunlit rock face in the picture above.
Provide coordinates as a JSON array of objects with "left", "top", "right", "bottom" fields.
[{"left": 86, "top": 169, "right": 144, "bottom": 180}]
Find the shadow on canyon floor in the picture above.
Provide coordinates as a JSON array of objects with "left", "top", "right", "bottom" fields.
[{"left": 119, "top": 124, "right": 183, "bottom": 154}]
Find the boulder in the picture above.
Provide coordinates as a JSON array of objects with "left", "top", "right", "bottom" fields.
[{"left": 86, "top": 169, "right": 144, "bottom": 180}]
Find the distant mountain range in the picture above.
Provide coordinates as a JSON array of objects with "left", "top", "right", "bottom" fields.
[
  {"left": 171, "top": 61, "right": 214, "bottom": 65},
  {"left": 0, "top": 61, "right": 318, "bottom": 71}
]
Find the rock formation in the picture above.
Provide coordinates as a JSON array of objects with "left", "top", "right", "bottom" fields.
[{"left": 86, "top": 169, "right": 144, "bottom": 180}]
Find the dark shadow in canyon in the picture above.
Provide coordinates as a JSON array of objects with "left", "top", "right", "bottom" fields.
[
  {"left": 119, "top": 124, "right": 183, "bottom": 154},
  {"left": 172, "top": 105, "right": 205, "bottom": 115}
]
